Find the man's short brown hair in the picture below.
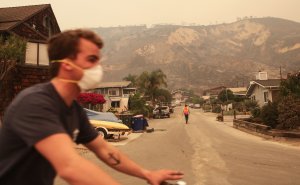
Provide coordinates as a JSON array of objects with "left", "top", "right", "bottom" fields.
[{"left": 48, "top": 29, "right": 104, "bottom": 77}]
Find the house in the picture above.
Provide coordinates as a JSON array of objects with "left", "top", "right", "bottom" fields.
[
  {"left": 91, "top": 81, "right": 137, "bottom": 112},
  {"left": 0, "top": 4, "right": 60, "bottom": 66},
  {"left": 202, "top": 86, "right": 226, "bottom": 97},
  {"left": 202, "top": 86, "right": 226, "bottom": 102},
  {"left": 246, "top": 72, "right": 281, "bottom": 107},
  {"left": 0, "top": 4, "right": 60, "bottom": 117},
  {"left": 171, "top": 90, "right": 189, "bottom": 105}
]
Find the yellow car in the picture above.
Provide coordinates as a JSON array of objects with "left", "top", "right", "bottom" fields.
[{"left": 85, "top": 109, "right": 131, "bottom": 139}]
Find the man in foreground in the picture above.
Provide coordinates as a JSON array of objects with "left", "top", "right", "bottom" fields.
[{"left": 0, "top": 29, "right": 183, "bottom": 185}]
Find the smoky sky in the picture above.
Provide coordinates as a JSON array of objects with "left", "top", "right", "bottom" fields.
[{"left": 2, "top": 0, "right": 300, "bottom": 30}]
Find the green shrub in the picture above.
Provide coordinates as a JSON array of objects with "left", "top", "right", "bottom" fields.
[
  {"left": 203, "top": 104, "right": 212, "bottom": 112},
  {"left": 233, "top": 102, "right": 244, "bottom": 112},
  {"left": 260, "top": 101, "right": 278, "bottom": 128},
  {"left": 244, "top": 100, "right": 259, "bottom": 111},
  {"left": 251, "top": 107, "right": 261, "bottom": 118},
  {"left": 212, "top": 105, "right": 222, "bottom": 113},
  {"left": 128, "top": 93, "right": 152, "bottom": 117},
  {"left": 277, "top": 95, "right": 300, "bottom": 130}
]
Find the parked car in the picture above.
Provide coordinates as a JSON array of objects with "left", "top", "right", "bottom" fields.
[
  {"left": 188, "top": 103, "right": 194, "bottom": 108},
  {"left": 194, "top": 104, "right": 201, "bottom": 109},
  {"left": 84, "top": 109, "right": 131, "bottom": 139},
  {"left": 153, "top": 106, "right": 170, "bottom": 119}
]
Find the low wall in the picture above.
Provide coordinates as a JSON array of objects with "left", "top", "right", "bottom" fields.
[{"left": 233, "top": 119, "right": 300, "bottom": 138}]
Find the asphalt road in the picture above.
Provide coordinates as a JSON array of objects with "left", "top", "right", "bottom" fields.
[{"left": 55, "top": 107, "right": 300, "bottom": 185}]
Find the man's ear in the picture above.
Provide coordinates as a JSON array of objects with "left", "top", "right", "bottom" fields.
[
  {"left": 60, "top": 62, "right": 73, "bottom": 71},
  {"left": 61, "top": 59, "right": 74, "bottom": 71}
]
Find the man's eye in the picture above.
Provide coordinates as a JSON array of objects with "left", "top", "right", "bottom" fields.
[{"left": 88, "top": 58, "right": 98, "bottom": 63}]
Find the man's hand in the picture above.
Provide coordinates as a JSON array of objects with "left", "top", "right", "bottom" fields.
[{"left": 144, "top": 170, "right": 184, "bottom": 185}]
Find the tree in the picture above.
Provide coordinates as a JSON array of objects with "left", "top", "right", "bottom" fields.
[
  {"left": 280, "top": 72, "right": 300, "bottom": 99},
  {"left": 128, "top": 93, "right": 152, "bottom": 117},
  {"left": 122, "top": 74, "right": 138, "bottom": 87},
  {"left": 187, "top": 96, "right": 205, "bottom": 105},
  {"left": 154, "top": 88, "right": 172, "bottom": 103},
  {"left": 277, "top": 95, "right": 300, "bottom": 130},
  {"left": 0, "top": 35, "right": 26, "bottom": 82},
  {"left": 218, "top": 89, "right": 234, "bottom": 103},
  {"left": 0, "top": 35, "right": 26, "bottom": 119},
  {"left": 137, "top": 69, "right": 167, "bottom": 104},
  {"left": 277, "top": 72, "right": 300, "bottom": 129}
]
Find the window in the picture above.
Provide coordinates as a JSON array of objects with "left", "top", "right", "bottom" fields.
[
  {"left": 25, "top": 42, "right": 49, "bottom": 66},
  {"left": 25, "top": 42, "right": 37, "bottom": 65},
  {"left": 263, "top": 92, "right": 269, "bottom": 103},
  {"left": 108, "top": 88, "right": 119, "bottom": 96},
  {"left": 111, "top": 101, "right": 120, "bottom": 108},
  {"left": 43, "top": 16, "right": 54, "bottom": 37},
  {"left": 38, "top": 44, "right": 49, "bottom": 66}
]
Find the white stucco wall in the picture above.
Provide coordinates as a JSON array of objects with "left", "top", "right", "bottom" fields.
[{"left": 251, "top": 85, "right": 275, "bottom": 107}]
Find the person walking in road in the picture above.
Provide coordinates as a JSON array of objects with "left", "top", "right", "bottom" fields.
[
  {"left": 183, "top": 104, "right": 190, "bottom": 124},
  {"left": 0, "top": 29, "right": 183, "bottom": 185}
]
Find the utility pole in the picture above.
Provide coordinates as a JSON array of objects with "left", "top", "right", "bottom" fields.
[{"left": 280, "top": 66, "right": 282, "bottom": 80}]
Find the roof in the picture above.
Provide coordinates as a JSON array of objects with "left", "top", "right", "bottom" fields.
[
  {"left": 228, "top": 87, "right": 247, "bottom": 93},
  {"left": 203, "top": 86, "right": 226, "bottom": 96},
  {"left": 0, "top": 4, "right": 50, "bottom": 31},
  {"left": 228, "top": 87, "right": 247, "bottom": 96},
  {"left": 252, "top": 79, "right": 282, "bottom": 87},
  {"left": 96, "top": 81, "right": 132, "bottom": 88},
  {"left": 246, "top": 79, "right": 282, "bottom": 96}
]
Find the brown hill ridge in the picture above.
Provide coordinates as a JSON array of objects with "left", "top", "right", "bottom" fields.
[{"left": 93, "top": 17, "right": 300, "bottom": 93}]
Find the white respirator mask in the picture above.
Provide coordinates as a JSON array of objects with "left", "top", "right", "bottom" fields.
[{"left": 52, "top": 60, "right": 103, "bottom": 91}]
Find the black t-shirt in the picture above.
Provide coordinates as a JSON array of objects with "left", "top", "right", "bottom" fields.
[{"left": 0, "top": 82, "right": 98, "bottom": 185}]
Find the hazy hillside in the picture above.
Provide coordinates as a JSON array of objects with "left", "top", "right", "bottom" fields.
[{"left": 92, "top": 17, "right": 300, "bottom": 93}]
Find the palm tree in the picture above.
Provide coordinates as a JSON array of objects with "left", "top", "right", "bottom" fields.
[
  {"left": 137, "top": 69, "right": 167, "bottom": 105},
  {"left": 122, "top": 74, "right": 138, "bottom": 87}
]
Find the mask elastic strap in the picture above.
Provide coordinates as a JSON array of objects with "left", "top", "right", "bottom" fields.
[
  {"left": 51, "top": 60, "right": 80, "bottom": 84},
  {"left": 55, "top": 77, "right": 78, "bottom": 84},
  {"left": 51, "top": 59, "right": 83, "bottom": 71}
]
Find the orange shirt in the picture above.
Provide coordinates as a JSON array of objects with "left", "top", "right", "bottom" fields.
[{"left": 183, "top": 107, "right": 189, "bottom": 115}]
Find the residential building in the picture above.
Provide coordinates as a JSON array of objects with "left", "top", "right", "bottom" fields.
[
  {"left": 0, "top": 4, "right": 60, "bottom": 117},
  {"left": 91, "top": 81, "right": 137, "bottom": 112},
  {"left": 246, "top": 72, "right": 281, "bottom": 107},
  {"left": 202, "top": 86, "right": 226, "bottom": 102},
  {"left": 0, "top": 4, "right": 60, "bottom": 66},
  {"left": 171, "top": 90, "right": 189, "bottom": 105}
]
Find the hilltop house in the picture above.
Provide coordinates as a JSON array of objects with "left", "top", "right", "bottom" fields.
[
  {"left": 246, "top": 72, "right": 281, "bottom": 107},
  {"left": 91, "top": 81, "right": 137, "bottom": 112}
]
